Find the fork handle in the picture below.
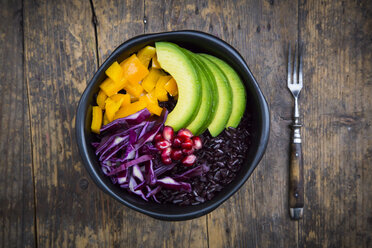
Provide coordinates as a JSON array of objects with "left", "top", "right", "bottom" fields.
[{"left": 289, "top": 128, "right": 304, "bottom": 220}]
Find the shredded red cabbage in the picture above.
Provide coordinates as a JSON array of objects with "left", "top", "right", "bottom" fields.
[{"left": 91, "top": 108, "right": 208, "bottom": 202}]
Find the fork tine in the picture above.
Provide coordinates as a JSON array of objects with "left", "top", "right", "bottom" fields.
[
  {"left": 287, "top": 44, "right": 292, "bottom": 86},
  {"left": 299, "top": 46, "right": 303, "bottom": 86},
  {"left": 293, "top": 43, "right": 298, "bottom": 84}
]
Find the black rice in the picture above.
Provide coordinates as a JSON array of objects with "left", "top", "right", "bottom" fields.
[{"left": 154, "top": 110, "right": 253, "bottom": 206}]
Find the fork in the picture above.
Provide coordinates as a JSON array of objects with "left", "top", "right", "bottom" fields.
[{"left": 287, "top": 44, "right": 304, "bottom": 220}]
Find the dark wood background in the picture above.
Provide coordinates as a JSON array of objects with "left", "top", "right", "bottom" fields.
[{"left": 1, "top": 0, "right": 371, "bottom": 247}]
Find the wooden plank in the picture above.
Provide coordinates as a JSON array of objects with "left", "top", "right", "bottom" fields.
[
  {"left": 299, "top": 1, "right": 372, "bottom": 247},
  {"left": 91, "top": 1, "right": 209, "bottom": 247},
  {"left": 22, "top": 0, "right": 110, "bottom": 246},
  {"left": 0, "top": 0, "right": 35, "bottom": 247},
  {"left": 94, "top": 0, "right": 145, "bottom": 63}
]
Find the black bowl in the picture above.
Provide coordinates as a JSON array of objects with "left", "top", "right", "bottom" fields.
[{"left": 76, "top": 30, "right": 270, "bottom": 221}]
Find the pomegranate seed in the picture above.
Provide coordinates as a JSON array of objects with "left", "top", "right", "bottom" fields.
[
  {"left": 154, "top": 133, "right": 163, "bottom": 142},
  {"left": 155, "top": 139, "right": 171, "bottom": 150},
  {"left": 171, "top": 149, "right": 183, "bottom": 160},
  {"left": 177, "top": 128, "right": 193, "bottom": 140},
  {"left": 182, "top": 154, "right": 196, "bottom": 166},
  {"left": 173, "top": 137, "right": 182, "bottom": 147},
  {"left": 192, "top": 136, "right": 202, "bottom": 150},
  {"left": 182, "top": 148, "right": 194, "bottom": 155},
  {"left": 181, "top": 138, "right": 193, "bottom": 149},
  {"left": 162, "top": 126, "right": 174, "bottom": 141},
  {"left": 161, "top": 148, "right": 172, "bottom": 165},
  {"left": 162, "top": 156, "right": 172, "bottom": 165},
  {"left": 161, "top": 147, "right": 172, "bottom": 157}
]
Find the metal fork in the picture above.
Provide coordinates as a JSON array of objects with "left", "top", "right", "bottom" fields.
[{"left": 287, "top": 44, "right": 304, "bottom": 220}]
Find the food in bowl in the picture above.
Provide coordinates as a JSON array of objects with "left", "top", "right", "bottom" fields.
[{"left": 89, "top": 42, "right": 252, "bottom": 205}]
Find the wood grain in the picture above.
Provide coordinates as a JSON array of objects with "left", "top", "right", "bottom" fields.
[
  {"left": 22, "top": 0, "right": 106, "bottom": 246},
  {"left": 289, "top": 142, "right": 304, "bottom": 210},
  {"left": 299, "top": 0, "right": 372, "bottom": 247},
  {"left": 0, "top": 0, "right": 370, "bottom": 247},
  {"left": 0, "top": 0, "right": 35, "bottom": 247}
]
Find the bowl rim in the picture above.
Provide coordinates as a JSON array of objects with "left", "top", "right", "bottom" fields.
[{"left": 76, "top": 30, "right": 270, "bottom": 221}]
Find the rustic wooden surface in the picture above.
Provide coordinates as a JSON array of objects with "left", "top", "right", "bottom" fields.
[{"left": 0, "top": 0, "right": 371, "bottom": 247}]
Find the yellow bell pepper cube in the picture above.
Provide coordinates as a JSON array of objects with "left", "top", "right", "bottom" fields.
[
  {"left": 152, "top": 54, "right": 161, "bottom": 69},
  {"left": 114, "top": 100, "right": 147, "bottom": 120},
  {"left": 110, "top": 93, "right": 131, "bottom": 107},
  {"left": 156, "top": 75, "right": 172, "bottom": 88},
  {"left": 142, "top": 68, "right": 164, "bottom": 93},
  {"left": 121, "top": 54, "right": 149, "bottom": 85},
  {"left": 97, "top": 90, "right": 107, "bottom": 109},
  {"left": 91, "top": 106, "right": 103, "bottom": 134},
  {"left": 164, "top": 78, "right": 178, "bottom": 96},
  {"left": 137, "top": 46, "right": 156, "bottom": 68},
  {"left": 105, "top": 98, "right": 123, "bottom": 122},
  {"left": 105, "top": 61, "right": 124, "bottom": 83},
  {"left": 155, "top": 75, "right": 172, "bottom": 102},
  {"left": 103, "top": 113, "right": 109, "bottom": 126},
  {"left": 99, "top": 77, "right": 127, "bottom": 97},
  {"left": 124, "top": 81, "right": 144, "bottom": 98},
  {"left": 140, "top": 94, "right": 163, "bottom": 116}
]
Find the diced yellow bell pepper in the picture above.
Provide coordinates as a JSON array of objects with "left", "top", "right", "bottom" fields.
[
  {"left": 97, "top": 90, "right": 107, "bottom": 109},
  {"left": 164, "top": 78, "right": 178, "bottom": 96},
  {"left": 120, "top": 54, "right": 149, "bottom": 85},
  {"left": 91, "top": 106, "right": 103, "bottom": 134},
  {"left": 103, "top": 113, "right": 109, "bottom": 125},
  {"left": 155, "top": 75, "right": 172, "bottom": 102},
  {"left": 105, "top": 61, "right": 124, "bottom": 83},
  {"left": 155, "top": 87, "right": 168, "bottom": 102},
  {"left": 156, "top": 75, "right": 172, "bottom": 88},
  {"left": 119, "top": 57, "right": 129, "bottom": 67},
  {"left": 140, "top": 94, "right": 163, "bottom": 116},
  {"left": 99, "top": 77, "right": 127, "bottom": 97},
  {"left": 152, "top": 54, "right": 161, "bottom": 69},
  {"left": 114, "top": 100, "right": 147, "bottom": 120},
  {"left": 105, "top": 98, "right": 123, "bottom": 122},
  {"left": 137, "top": 46, "right": 156, "bottom": 68},
  {"left": 142, "top": 68, "right": 164, "bottom": 93},
  {"left": 124, "top": 82, "right": 144, "bottom": 98},
  {"left": 110, "top": 93, "right": 131, "bottom": 107}
]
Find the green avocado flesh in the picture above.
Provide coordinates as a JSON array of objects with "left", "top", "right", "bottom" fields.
[
  {"left": 155, "top": 42, "right": 201, "bottom": 131},
  {"left": 182, "top": 49, "right": 215, "bottom": 136},
  {"left": 200, "top": 54, "right": 246, "bottom": 128},
  {"left": 197, "top": 55, "right": 233, "bottom": 137}
]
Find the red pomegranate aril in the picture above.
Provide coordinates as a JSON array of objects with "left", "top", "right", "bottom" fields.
[
  {"left": 192, "top": 136, "right": 202, "bottom": 150},
  {"left": 171, "top": 148, "right": 183, "bottom": 160},
  {"left": 162, "top": 126, "right": 174, "bottom": 141},
  {"left": 161, "top": 147, "right": 172, "bottom": 157},
  {"left": 155, "top": 139, "right": 171, "bottom": 150},
  {"left": 181, "top": 138, "right": 193, "bottom": 149},
  {"left": 154, "top": 133, "right": 163, "bottom": 142},
  {"left": 162, "top": 156, "right": 173, "bottom": 165},
  {"left": 177, "top": 128, "right": 193, "bottom": 140},
  {"left": 182, "top": 154, "right": 196, "bottom": 166},
  {"left": 182, "top": 148, "right": 194, "bottom": 155},
  {"left": 173, "top": 137, "right": 182, "bottom": 147}
]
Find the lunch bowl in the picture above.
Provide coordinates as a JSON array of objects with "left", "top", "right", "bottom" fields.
[{"left": 76, "top": 30, "right": 270, "bottom": 221}]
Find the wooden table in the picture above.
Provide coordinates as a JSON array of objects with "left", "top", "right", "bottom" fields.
[{"left": 1, "top": 0, "right": 371, "bottom": 247}]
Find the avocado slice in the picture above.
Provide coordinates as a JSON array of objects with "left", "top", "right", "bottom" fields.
[
  {"left": 181, "top": 49, "right": 215, "bottom": 136},
  {"left": 200, "top": 54, "right": 246, "bottom": 128},
  {"left": 155, "top": 42, "right": 201, "bottom": 131},
  {"left": 197, "top": 54, "right": 232, "bottom": 137}
]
